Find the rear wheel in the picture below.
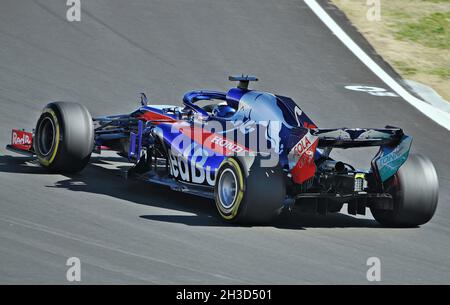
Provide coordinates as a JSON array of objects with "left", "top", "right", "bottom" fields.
[
  {"left": 34, "top": 102, "right": 94, "bottom": 173},
  {"left": 371, "top": 154, "right": 439, "bottom": 227},
  {"left": 214, "top": 157, "right": 286, "bottom": 224}
]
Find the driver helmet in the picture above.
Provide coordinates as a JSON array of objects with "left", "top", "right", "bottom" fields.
[{"left": 212, "top": 104, "right": 236, "bottom": 118}]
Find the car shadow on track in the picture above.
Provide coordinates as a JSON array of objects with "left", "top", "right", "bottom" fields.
[
  {"left": 1, "top": 154, "right": 385, "bottom": 230},
  {"left": 0, "top": 155, "right": 50, "bottom": 174},
  {"left": 139, "top": 211, "right": 381, "bottom": 230}
]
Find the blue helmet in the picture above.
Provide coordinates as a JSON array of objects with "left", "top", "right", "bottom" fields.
[{"left": 212, "top": 104, "right": 236, "bottom": 118}]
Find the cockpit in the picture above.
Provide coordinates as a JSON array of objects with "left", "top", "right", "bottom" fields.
[{"left": 181, "top": 75, "right": 261, "bottom": 121}]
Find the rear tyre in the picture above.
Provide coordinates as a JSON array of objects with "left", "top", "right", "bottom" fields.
[
  {"left": 214, "top": 157, "right": 286, "bottom": 224},
  {"left": 371, "top": 154, "right": 439, "bottom": 227},
  {"left": 34, "top": 102, "right": 94, "bottom": 173}
]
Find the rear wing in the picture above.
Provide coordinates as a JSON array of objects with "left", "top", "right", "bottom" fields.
[
  {"left": 310, "top": 127, "right": 404, "bottom": 148},
  {"left": 308, "top": 127, "right": 412, "bottom": 182}
]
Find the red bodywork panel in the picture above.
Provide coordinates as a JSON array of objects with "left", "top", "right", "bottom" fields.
[
  {"left": 137, "top": 111, "right": 177, "bottom": 124},
  {"left": 179, "top": 125, "right": 252, "bottom": 156},
  {"left": 11, "top": 129, "right": 33, "bottom": 151},
  {"left": 290, "top": 132, "right": 319, "bottom": 184}
]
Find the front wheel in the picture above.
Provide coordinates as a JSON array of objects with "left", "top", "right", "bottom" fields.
[
  {"left": 214, "top": 157, "right": 286, "bottom": 224},
  {"left": 371, "top": 154, "right": 439, "bottom": 227},
  {"left": 34, "top": 102, "right": 94, "bottom": 173}
]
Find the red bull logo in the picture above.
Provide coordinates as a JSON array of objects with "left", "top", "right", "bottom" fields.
[{"left": 11, "top": 129, "right": 33, "bottom": 151}]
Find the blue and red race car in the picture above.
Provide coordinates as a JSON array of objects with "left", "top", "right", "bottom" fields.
[{"left": 6, "top": 76, "right": 439, "bottom": 226}]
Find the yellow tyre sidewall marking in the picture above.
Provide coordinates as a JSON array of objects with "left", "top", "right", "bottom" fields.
[
  {"left": 37, "top": 108, "right": 60, "bottom": 166},
  {"left": 217, "top": 158, "right": 245, "bottom": 220}
]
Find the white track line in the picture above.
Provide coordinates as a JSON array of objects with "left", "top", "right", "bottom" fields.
[{"left": 304, "top": 0, "right": 450, "bottom": 131}]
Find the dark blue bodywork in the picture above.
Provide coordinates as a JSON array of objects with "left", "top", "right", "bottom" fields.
[{"left": 92, "top": 80, "right": 412, "bottom": 195}]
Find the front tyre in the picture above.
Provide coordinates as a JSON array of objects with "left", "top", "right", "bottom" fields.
[
  {"left": 214, "top": 157, "right": 286, "bottom": 224},
  {"left": 34, "top": 102, "right": 94, "bottom": 173},
  {"left": 371, "top": 154, "right": 439, "bottom": 227}
]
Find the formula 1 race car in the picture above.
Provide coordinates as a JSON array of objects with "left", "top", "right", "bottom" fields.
[{"left": 6, "top": 76, "right": 439, "bottom": 226}]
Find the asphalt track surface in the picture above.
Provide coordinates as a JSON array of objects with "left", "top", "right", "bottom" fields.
[{"left": 0, "top": 0, "right": 449, "bottom": 284}]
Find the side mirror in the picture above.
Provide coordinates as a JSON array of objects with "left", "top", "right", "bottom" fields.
[{"left": 139, "top": 92, "right": 148, "bottom": 106}]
